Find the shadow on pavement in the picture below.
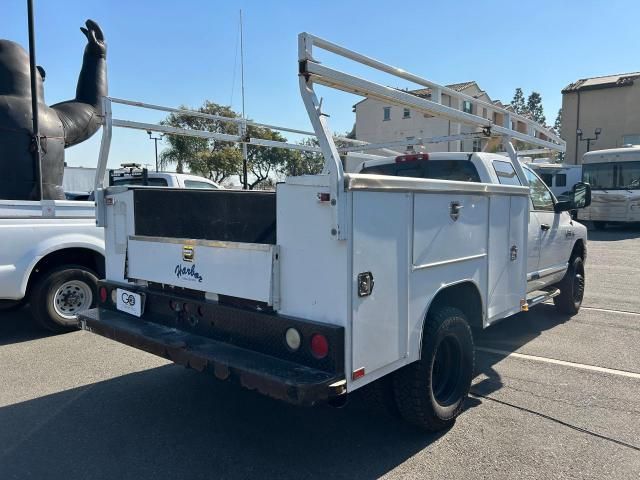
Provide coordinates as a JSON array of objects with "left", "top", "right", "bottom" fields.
[
  {"left": 586, "top": 223, "right": 640, "bottom": 241},
  {"left": 471, "top": 303, "right": 573, "bottom": 398},
  {"left": 0, "top": 363, "right": 445, "bottom": 480},
  {"left": 0, "top": 302, "right": 575, "bottom": 479},
  {"left": 0, "top": 306, "right": 53, "bottom": 346}
]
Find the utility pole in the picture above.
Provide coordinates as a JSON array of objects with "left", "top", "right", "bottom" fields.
[
  {"left": 240, "top": 9, "right": 248, "bottom": 190},
  {"left": 147, "top": 131, "right": 163, "bottom": 172},
  {"left": 27, "top": 0, "right": 42, "bottom": 199}
]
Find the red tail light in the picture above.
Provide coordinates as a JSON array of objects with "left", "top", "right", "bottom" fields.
[
  {"left": 310, "top": 334, "right": 329, "bottom": 359},
  {"left": 395, "top": 153, "right": 429, "bottom": 163},
  {"left": 99, "top": 286, "right": 107, "bottom": 303}
]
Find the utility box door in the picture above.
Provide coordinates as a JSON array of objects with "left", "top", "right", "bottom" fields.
[
  {"left": 487, "top": 195, "right": 528, "bottom": 322},
  {"left": 351, "top": 191, "right": 411, "bottom": 378}
]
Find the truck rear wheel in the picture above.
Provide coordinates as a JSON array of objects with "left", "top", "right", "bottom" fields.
[
  {"left": 30, "top": 265, "right": 98, "bottom": 333},
  {"left": 553, "top": 256, "right": 585, "bottom": 315},
  {"left": 393, "top": 306, "right": 474, "bottom": 431}
]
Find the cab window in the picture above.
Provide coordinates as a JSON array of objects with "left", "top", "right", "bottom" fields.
[
  {"left": 112, "top": 177, "right": 168, "bottom": 187},
  {"left": 523, "top": 168, "right": 554, "bottom": 211},
  {"left": 360, "top": 160, "right": 481, "bottom": 182},
  {"left": 183, "top": 180, "right": 218, "bottom": 189},
  {"left": 492, "top": 160, "right": 521, "bottom": 186}
]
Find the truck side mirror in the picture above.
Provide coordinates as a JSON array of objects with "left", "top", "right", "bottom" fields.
[
  {"left": 571, "top": 182, "right": 591, "bottom": 209},
  {"left": 554, "top": 182, "right": 592, "bottom": 213}
]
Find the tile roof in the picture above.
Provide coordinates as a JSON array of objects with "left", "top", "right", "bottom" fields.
[{"left": 562, "top": 72, "right": 640, "bottom": 93}]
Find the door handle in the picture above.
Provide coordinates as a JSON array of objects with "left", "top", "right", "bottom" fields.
[{"left": 540, "top": 223, "right": 551, "bottom": 231}]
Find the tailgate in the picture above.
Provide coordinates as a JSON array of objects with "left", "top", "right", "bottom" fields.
[{"left": 127, "top": 235, "right": 279, "bottom": 306}]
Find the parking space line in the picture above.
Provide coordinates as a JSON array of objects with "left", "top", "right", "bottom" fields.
[
  {"left": 476, "top": 347, "right": 640, "bottom": 379},
  {"left": 581, "top": 306, "right": 640, "bottom": 316}
]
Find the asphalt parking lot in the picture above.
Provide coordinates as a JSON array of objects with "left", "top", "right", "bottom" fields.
[{"left": 1, "top": 226, "right": 639, "bottom": 480}]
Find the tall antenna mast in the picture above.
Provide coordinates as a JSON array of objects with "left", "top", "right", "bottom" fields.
[
  {"left": 240, "top": 9, "right": 246, "bottom": 121},
  {"left": 240, "top": 9, "right": 248, "bottom": 190}
]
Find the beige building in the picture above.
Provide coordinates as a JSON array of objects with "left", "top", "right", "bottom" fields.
[
  {"left": 354, "top": 81, "right": 540, "bottom": 153},
  {"left": 561, "top": 72, "right": 640, "bottom": 164}
]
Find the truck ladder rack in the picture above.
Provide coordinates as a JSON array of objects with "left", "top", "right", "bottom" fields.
[
  {"left": 297, "top": 32, "right": 565, "bottom": 240},
  {"left": 94, "top": 97, "right": 399, "bottom": 192}
]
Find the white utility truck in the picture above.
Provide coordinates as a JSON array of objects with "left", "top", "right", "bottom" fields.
[
  {"left": 578, "top": 146, "right": 640, "bottom": 229},
  {"left": 78, "top": 34, "right": 591, "bottom": 431}
]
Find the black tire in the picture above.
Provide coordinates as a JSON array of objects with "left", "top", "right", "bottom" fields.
[
  {"left": 553, "top": 256, "right": 585, "bottom": 315},
  {"left": 393, "top": 306, "right": 474, "bottom": 431},
  {"left": 29, "top": 265, "right": 98, "bottom": 333},
  {"left": 593, "top": 221, "right": 607, "bottom": 230}
]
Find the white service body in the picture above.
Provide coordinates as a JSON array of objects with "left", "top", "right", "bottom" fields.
[{"left": 100, "top": 151, "right": 584, "bottom": 389}]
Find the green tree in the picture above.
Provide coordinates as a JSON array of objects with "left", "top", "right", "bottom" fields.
[
  {"left": 554, "top": 108, "right": 562, "bottom": 135},
  {"left": 281, "top": 132, "right": 358, "bottom": 177},
  {"left": 554, "top": 108, "right": 564, "bottom": 162},
  {"left": 160, "top": 100, "right": 302, "bottom": 188},
  {"left": 245, "top": 125, "right": 300, "bottom": 189},
  {"left": 511, "top": 88, "right": 526, "bottom": 114},
  {"left": 526, "top": 92, "right": 546, "bottom": 125},
  {"left": 280, "top": 137, "right": 324, "bottom": 177},
  {"left": 189, "top": 146, "right": 243, "bottom": 183},
  {"left": 160, "top": 101, "right": 242, "bottom": 182}
]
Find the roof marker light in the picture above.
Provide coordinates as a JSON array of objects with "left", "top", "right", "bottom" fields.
[{"left": 395, "top": 153, "right": 429, "bottom": 163}]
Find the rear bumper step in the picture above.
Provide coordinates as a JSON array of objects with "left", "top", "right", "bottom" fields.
[{"left": 78, "top": 308, "right": 346, "bottom": 406}]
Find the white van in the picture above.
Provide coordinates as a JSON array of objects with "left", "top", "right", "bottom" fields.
[{"left": 528, "top": 162, "right": 582, "bottom": 200}]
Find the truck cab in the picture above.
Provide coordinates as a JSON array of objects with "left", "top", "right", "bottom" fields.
[{"left": 109, "top": 165, "right": 221, "bottom": 189}]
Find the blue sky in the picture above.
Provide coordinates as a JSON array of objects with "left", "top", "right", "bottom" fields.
[{"left": 3, "top": 0, "right": 639, "bottom": 170}]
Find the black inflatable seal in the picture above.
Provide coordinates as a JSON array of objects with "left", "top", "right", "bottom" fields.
[{"left": 0, "top": 19, "right": 107, "bottom": 200}]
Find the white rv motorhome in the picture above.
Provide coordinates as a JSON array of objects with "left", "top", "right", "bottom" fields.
[{"left": 578, "top": 146, "right": 640, "bottom": 228}]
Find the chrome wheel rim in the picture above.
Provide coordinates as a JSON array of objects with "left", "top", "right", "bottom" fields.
[{"left": 53, "top": 280, "right": 93, "bottom": 320}]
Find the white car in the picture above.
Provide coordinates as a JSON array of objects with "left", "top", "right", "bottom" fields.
[{"left": 110, "top": 171, "right": 221, "bottom": 189}]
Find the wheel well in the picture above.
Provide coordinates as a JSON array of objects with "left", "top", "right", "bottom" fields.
[
  {"left": 570, "top": 239, "right": 586, "bottom": 262},
  {"left": 27, "top": 248, "right": 105, "bottom": 294},
  {"left": 427, "top": 281, "right": 483, "bottom": 330}
]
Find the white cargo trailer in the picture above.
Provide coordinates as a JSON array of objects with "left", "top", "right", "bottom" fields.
[{"left": 79, "top": 33, "right": 590, "bottom": 431}]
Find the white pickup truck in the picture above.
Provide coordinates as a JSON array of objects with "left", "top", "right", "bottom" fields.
[
  {"left": 109, "top": 166, "right": 221, "bottom": 190},
  {"left": 0, "top": 170, "right": 218, "bottom": 333},
  {"left": 78, "top": 33, "right": 591, "bottom": 431},
  {"left": 0, "top": 200, "right": 104, "bottom": 332}
]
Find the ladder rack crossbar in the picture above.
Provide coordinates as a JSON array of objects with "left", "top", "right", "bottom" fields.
[
  {"left": 303, "top": 33, "right": 564, "bottom": 146},
  {"left": 337, "top": 132, "right": 492, "bottom": 153},
  {"left": 304, "top": 61, "right": 564, "bottom": 152},
  {"left": 108, "top": 96, "right": 317, "bottom": 137},
  {"left": 111, "top": 118, "right": 323, "bottom": 153}
]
